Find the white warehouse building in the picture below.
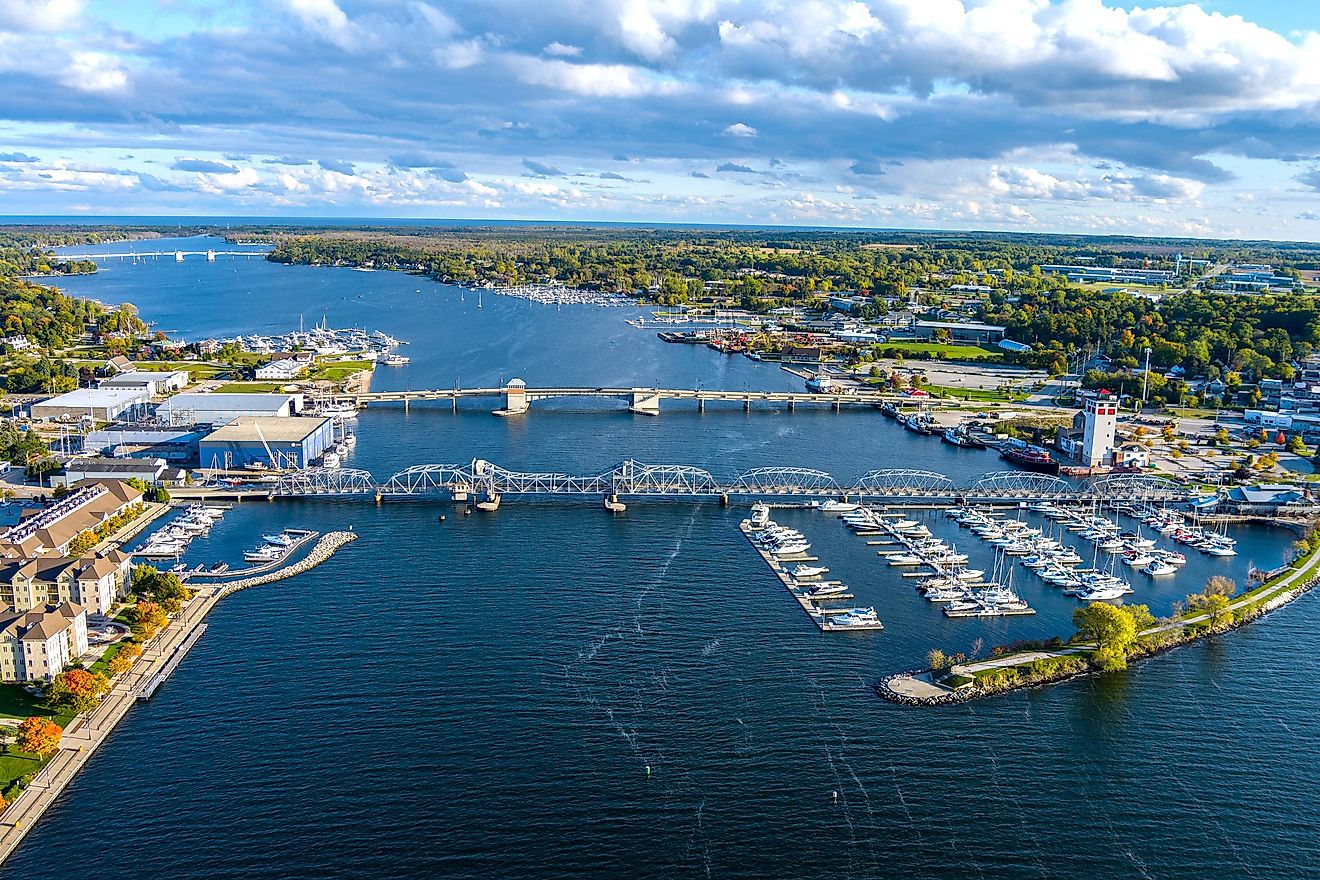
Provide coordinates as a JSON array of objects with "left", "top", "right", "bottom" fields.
[
  {"left": 155, "top": 392, "right": 304, "bottom": 427},
  {"left": 30, "top": 388, "right": 152, "bottom": 422}
]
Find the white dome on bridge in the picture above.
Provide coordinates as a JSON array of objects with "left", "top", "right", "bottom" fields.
[{"left": 506, "top": 378, "right": 526, "bottom": 388}]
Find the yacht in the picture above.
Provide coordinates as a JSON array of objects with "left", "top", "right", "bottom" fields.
[
  {"left": 321, "top": 451, "right": 342, "bottom": 469},
  {"left": 1143, "top": 561, "right": 1177, "bottom": 576},
  {"left": 792, "top": 565, "right": 828, "bottom": 579},
  {"left": 1076, "top": 583, "right": 1129, "bottom": 601},
  {"left": 263, "top": 532, "right": 296, "bottom": 548},
  {"left": 772, "top": 541, "right": 811, "bottom": 556},
  {"left": 749, "top": 503, "right": 771, "bottom": 529},
  {"left": 806, "top": 583, "right": 849, "bottom": 598},
  {"left": 819, "top": 500, "right": 859, "bottom": 513},
  {"left": 243, "top": 546, "right": 284, "bottom": 564},
  {"left": 828, "top": 607, "right": 881, "bottom": 629},
  {"left": 381, "top": 353, "right": 411, "bottom": 365}
]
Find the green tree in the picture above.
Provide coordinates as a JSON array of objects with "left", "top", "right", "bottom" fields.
[{"left": 1073, "top": 603, "right": 1138, "bottom": 672}]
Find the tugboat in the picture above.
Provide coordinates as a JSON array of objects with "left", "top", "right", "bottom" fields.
[
  {"left": 999, "top": 440, "right": 1061, "bottom": 475},
  {"left": 941, "top": 426, "right": 987, "bottom": 449}
]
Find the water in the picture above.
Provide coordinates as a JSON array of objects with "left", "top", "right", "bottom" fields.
[{"left": 8, "top": 237, "right": 1317, "bottom": 878}]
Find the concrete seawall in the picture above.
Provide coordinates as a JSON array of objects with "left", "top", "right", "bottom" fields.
[{"left": 0, "top": 531, "right": 359, "bottom": 864}]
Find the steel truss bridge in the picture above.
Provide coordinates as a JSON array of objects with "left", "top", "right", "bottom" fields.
[{"left": 271, "top": 460, "right": 1190, "bottom": 506}]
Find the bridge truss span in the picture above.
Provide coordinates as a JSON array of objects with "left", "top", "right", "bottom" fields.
[
  {"left": 967, "top": 470, "right": 1075, "bottom": 498},
  {"left": 614, "top": 461, "right": 720, "bottom": 496},
  {"left": 1085, "top": 473, "right": 1184, "bottom": 502},
  {"left": 381, "top": 464, "right": 475, "bottom": 496},
  {"left": 274, "top": 467, "right": 376, "bottom": 496},
  {"left": 731, "top": 467, "right": 839, "bottom": 495},
  {"left": 852, "top": 469, "right": 958, "bottom": 497}
]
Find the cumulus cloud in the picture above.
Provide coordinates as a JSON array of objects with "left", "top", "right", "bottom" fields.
[
  {"left": 0, "top": 0, "right": 1315, "bottom": 235},
  {"left": 0, "top": 152, "right": 38, "bottom": 163}
]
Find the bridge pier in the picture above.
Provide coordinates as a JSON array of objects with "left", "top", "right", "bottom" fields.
[
  {"left": 787, "top": 400, "right": 795, "bottom": 412},
  {"left": 604, "top": 494, "right": 626, "bottom": 512},
  {"left": 698, "top": 399, "right": 705, "bottom": 414},
  {"left": 629, "top": 390, "right": 662, "bottom": 416},
  {"left": 743, "top": 400, "right": 751, "bottom": 413}
]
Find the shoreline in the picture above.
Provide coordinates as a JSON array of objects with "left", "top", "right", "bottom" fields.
[
  {"left": 879, "top": 543, "right": 1320, "bottom": 706},
  {"left": 0, "top": 531, "right": 358, "bottom": 864}
]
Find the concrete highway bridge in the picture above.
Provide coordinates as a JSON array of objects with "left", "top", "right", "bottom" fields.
[
  {"left": 339, "top": 379, "right": 911, "bottom": 415},
  {"left": 265, "top": 460, "right": 1191, "bottom": 509}
]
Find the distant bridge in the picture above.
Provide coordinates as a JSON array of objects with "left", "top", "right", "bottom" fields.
[
  {"left": 340, "top": 379, "right": 912, "bottom": 415},
  {"left": 61, "top": 250, "right": 270, "bottom": 261},
  {"left": 268, "top": 460, "right": 1190, "bottom": 508}
]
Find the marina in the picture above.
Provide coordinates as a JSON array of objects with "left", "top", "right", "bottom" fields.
[{"left": 740, "top": 504, "right": 884, "bottom": 633}]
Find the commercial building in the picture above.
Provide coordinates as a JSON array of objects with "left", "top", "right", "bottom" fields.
[
  {"left": 30, "top": 387, "right": 152, "bottom": 422},
  {"left": 912, "top": 320, "right": 1006, "bottom": 343},
  {"left": 99, "top": 369, "right": 189, "bottom": 396},
  {"left": 0, "top": 603, "right": 89, "bottom": 682},
  {"left": 51, "top": 457, "right": 184, "bottom": 488},
  {"left": 254, "top": 355, "right": 313, "bottom": 381},
  {"left": 1081, "top": 393, "right": 1119, "bottom": 467},
  {"left": 1221, "top": 485, "right": 1316, "bottom": 516},
  {"left": 1039, "top": 265, "right": 1178, "bottom": 285},
  {"left": 83, "top": 428, "right": 204, "bottom": 463},
  {"left": 199, "top": 416, "right": 334, "bottom": 469},
  {"left": 0, "top": 481, "right": 144, "bottom": 560},
  {"left": 155, "top": 392, "right": 303, "bottom": 427}
]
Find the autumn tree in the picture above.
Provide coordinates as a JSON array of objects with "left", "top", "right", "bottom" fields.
[
  {"left": 128, "top": 601, "right": 168, "bottom": 640},
  {"left": 67, "top": 531, "right": 98, "bottom": 556},
  {"left": 16, "top": 717, "right": 62, "bottom": 757},
  {"left": 107, "top": 652, "right": 133, "bottom": 676},
  {"left": 46, "top": 668, "right": 109, "bottom": 714}
]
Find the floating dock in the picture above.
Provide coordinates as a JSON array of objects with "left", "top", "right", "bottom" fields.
[
  {"left": 138, "top": 623, "right": 208, "bottom": 700},
  {"left": 739, "top": 521, "right": 884, "bottom": 632}
]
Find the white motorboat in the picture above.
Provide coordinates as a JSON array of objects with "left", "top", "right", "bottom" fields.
[
  {"left": 321, "top": 451, "right": 342, "bottom": 469},
  {"left": 792, "top": 565, "right": 828, "bottom": 579},
  {"left": 772, "top": 541, "right": 811, "bottom": 556},
  {"left": 806, "top": 583, "right": 849, "bottom": 598},
  {"left": 243, "top": 546, "right": 284, "bottom": 564},
  {"left": 263, "top": 532, "right": 296, "bottom": 548},
  {"left": 828, "top": 607, "right": 881, "bottom": 628},
  {"left": 1143, "top": 561, "right": 1177, "bottom": 576},
  {"left": 749, "top": 503, "right": 771, "bottom": 528},
  {"left": 1077, "top": 584, "right": 1128, "bottom": 601},
  {"left": 820, "top": 500, "right": 859, "bottom": 513}
]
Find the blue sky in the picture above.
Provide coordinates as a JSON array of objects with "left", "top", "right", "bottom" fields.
[{"left": 1, "top": 0, "right": 1318, "bottom": 239}]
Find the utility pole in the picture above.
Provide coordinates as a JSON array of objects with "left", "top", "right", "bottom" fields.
[{"left": 1141, "top": 346, "right": 1152, "bottom": 408}]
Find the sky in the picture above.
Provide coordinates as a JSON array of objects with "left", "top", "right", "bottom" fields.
[{"left": 1, "top": 0, "right": 1319, "bottom": 239}]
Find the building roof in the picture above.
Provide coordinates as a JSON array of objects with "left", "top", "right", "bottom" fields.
[
  {"left": 158, "top": 392, "right": 296, "bottom": 414},
  {"left": 202, "top": 416, "right": 331, "bottom": 444},
  {"left": 33, "top": 387, "right": 150, "bottom": 409},
  {"left": 0, "top": 602, "right": 84, "bottom": 643},
  {"left": 914, "top": 320, "right": 1006, "bottom": 332},
  {"left": 63, "top": 458, "right": 167, "bottom": 476},
  {"left": 100, "top": 370, "right": 188, "bottom": 385}
]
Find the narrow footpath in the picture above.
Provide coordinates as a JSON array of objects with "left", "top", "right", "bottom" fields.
[{"left": 885, "top": 545, "right": 1320, "bottom": 703}]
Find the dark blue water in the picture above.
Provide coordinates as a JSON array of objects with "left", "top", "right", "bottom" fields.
[{"left": 9, "top": 237, "right": 1316, "bottom": 878}]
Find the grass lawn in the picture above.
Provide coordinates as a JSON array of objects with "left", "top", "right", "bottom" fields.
[
  {"left": 213, "top": 381, "right": 286, "bottom": 393},
  {"left": 308, "top": 360, "right": 375, "bottom": 382},
  {"left": 0, "top": 753, "right": 44, "bottom": 793},
  {"left": 86, "top": 642, "right": 126, "bottom": 678},
  {"left": 0, "top": 684, "right": 51, "bottom": 721},
  {"left": 925, "top": 384, "right": 1027, "bottom": 402},
  {"left": 873, "top": 341, "right": 1004, "bottom": 360}
]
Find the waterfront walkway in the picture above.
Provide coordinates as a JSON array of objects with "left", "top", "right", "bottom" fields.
[{"left": 0, "top": 531, "right": 358, "bottom": 864}]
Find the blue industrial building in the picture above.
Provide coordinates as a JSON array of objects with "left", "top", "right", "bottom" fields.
[{"left": 199, "top": 417, "right": 335, "bottom": 470}]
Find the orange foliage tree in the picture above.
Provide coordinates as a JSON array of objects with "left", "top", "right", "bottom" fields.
[{"left": 16, "top": 717, "right": 62, "bottom": 758}]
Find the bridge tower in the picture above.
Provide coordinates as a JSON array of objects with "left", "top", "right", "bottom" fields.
[
  {"left": 629, "top": 389, "right": 662, "bottom": 415},
  {"left": 494, "top": 378, "right": 529, "bottom": 416}
]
